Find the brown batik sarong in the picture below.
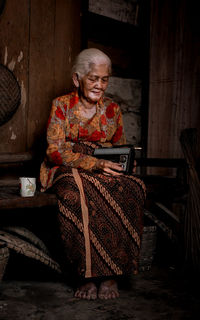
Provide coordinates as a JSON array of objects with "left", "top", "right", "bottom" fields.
[{"left": 52, "top": 165, "right": 146, "bottom": 279}]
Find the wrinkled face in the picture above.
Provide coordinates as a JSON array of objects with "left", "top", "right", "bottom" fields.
[{"left": 79, "top": 63, "right": 109, "bottom": 104}]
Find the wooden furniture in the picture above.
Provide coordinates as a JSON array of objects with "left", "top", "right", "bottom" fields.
[
  {"left": 0, "top": 151, "right": 186, "bottom": 211},
  {"left": 0, "top": 191, "right": 57, "bottom": 211},
  {"left": 0, "top": 152, "right": 57, "bottom": 210}
]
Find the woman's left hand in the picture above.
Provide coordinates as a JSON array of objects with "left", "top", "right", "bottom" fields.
[{"left": 96, "top": 159, "right": 124, "bottom": 176}]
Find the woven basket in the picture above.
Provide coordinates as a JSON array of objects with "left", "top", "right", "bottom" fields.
[
  {"left": 0, "top": 64, "right": 21, "bottom": 126},
  {"left": 139, "top": 225, "right": 157, "bottom": 271},
  {"left": 0, "top": 241, "right": 9, "bottom": 281}
]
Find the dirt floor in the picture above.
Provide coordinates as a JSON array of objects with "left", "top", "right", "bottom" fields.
[
  {"left": 0, "top": 262, "right": 200, "bottom": 320},
  {"left": 0, "top": 208, "right": 199, "bottom": 320}
]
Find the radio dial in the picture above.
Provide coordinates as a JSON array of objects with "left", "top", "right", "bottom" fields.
[{"left": 120, "top": 155, "right": 127, "bottom": 162}]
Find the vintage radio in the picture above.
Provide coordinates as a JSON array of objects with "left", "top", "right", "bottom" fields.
[{"left": 94, "top": 145, "right": 135, "bottom": 174}]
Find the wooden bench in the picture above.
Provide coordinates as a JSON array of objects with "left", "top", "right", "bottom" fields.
[
  {"left": 0, "top": 190, "right": 57, "bottom": 210},
  {"left": 0, "top": 152, "right": 57, "bottom": 210},
  {"left": 0, "top": 151, "right": 186, "bottom": 216}
]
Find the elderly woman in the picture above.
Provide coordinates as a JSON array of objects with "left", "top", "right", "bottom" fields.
[{"left": 40, "top": 48, "right": 146, "bottom": 300}]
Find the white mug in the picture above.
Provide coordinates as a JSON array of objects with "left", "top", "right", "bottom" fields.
[{"left": 19, "top": 177, "right": 36, "bottom": 197}]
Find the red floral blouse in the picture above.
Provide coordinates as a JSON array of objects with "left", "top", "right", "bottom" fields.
[{"left": 40, "top": 90, "right": 126, "bottom": 191}]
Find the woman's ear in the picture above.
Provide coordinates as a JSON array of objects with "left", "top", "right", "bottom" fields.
[{"left": 72, "top": 73, "right": 79, "bottom": 88}]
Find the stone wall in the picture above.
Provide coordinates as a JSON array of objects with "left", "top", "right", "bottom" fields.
[
  {"left": 89, "top": 0, "right": 139, "bottom": 25},
  {"left": 89, "top": 0, "right": 142, "bottom": 150},
  {"left": 106, "top": 77, "right": 142, "bottom": 148}
]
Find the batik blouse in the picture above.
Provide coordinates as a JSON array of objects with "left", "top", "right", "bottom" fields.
[{"left": 40, "top": 90, "right": 126, "bottom": 191}]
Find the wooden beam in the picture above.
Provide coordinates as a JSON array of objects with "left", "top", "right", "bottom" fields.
[
  {"left": 136, "top": 158, "right": 186, "bottom": 168},
  {"left": 0, "top": 152, "right": 33, "bottom": 164},
  {"left": 155, "top": 201, "right": 180, "bottom": 223},
  {"left": 0, "top": 192, "right": 57, "bottom": 210},
  {"left": 0, "top": 179, "right": 19, "bottom": 187}
]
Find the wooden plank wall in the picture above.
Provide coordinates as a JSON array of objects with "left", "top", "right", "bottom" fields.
[
  {"left": 147, "top": 0, "right": 200, "bottom": 175},
  {"left": 0, "top": 0, "right": 29, "bottom": 152},
  {"left": 0, "top": 0, "right": 82, "bottom": 154}
]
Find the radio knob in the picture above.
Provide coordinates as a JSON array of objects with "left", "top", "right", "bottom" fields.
[{"left": 120, "top": 155, "right": 127, "bottom": 162}]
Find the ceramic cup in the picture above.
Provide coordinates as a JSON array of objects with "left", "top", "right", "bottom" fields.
[{"left": 19, "top": 177, "right": 36, "bottom": 197}]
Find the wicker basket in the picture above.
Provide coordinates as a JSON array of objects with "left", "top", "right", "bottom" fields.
[
  {"left": 139, "top": 225, "right": 157, "bottom": 271},
  {"left": 0, "top": 64, "right": 21, "bottom": 126},
  {"left": 0, "top": 241, "right": 9, "bottom": 281}
]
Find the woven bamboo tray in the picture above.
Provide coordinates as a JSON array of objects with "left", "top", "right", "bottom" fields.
[{"left": 0, "top": 241, "right": 9, "bottom": 281}]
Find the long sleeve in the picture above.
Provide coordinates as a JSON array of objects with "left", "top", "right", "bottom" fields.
[
  {"left": 104, "top": 101, "right": 126, "bottom": 145},
  {"left": 46, "top": 99, "right": 98, "bottom": 170},
  {"left": 111, "top": 107, "right": 127, "bottom": 145}
]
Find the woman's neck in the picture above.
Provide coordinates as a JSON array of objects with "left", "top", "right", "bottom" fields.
[
  {"left": 80, "top": 96, "right": 97, "bottom": 110},
  {"left": 79, "top": 98, "right": 97, "bottom": 119}
]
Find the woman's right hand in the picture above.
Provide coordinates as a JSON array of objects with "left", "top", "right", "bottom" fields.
[{"left": 96, "top": 159, "right": 124, "bottom": 176}]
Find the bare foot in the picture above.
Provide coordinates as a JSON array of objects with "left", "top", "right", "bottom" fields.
[
  {"left": 74, "top": 282, "right": 97, "bottom": 300},
  {"left": 98, "top": 279, "right": 119, "bottom": 300}
]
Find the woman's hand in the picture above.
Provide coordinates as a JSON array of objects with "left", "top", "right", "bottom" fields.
[{"left": 96, "top": 159, "right": 124, "bottom": 176}]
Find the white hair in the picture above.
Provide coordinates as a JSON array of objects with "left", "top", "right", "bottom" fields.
[{"left": 72, "top": 48, "right": 112, "bottom": 79}]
